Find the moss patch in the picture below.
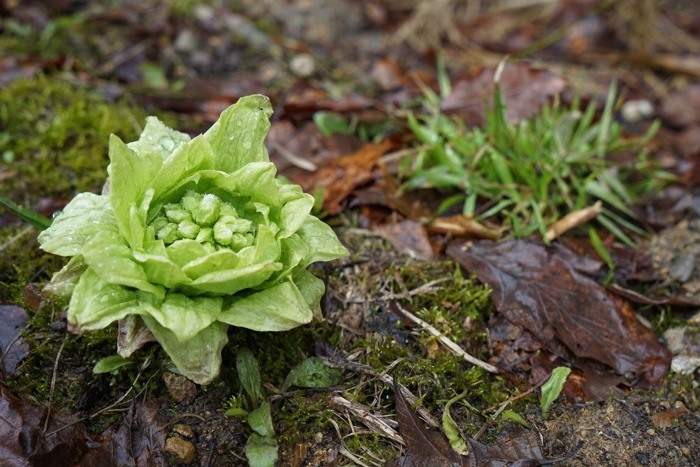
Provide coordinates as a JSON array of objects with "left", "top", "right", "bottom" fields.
[{"left": 0, "top": 75, "right": 151, "bottom": 202}]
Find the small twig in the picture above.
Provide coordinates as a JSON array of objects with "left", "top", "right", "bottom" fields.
[
  {"left": 346, "top": 277, "right": 451, "bottom": 304},
  {"left": 96, "top": 38, "right": 154, "bottom": 75},
  {"left": 319, "top": 355, "right": 441, "bottom": 429},
  {"left": 393, "top": 303, "right": 499, "bottom": 374},
  {"left": 268, "top": 140, "right": 317, "bottom": 171},
  {"left": 483, "top": 372, "right": 551, "bottom": 413},
  {"left": 473, "top": 402, "right": 509, "bottom": 441},
  {"left": 0, "top": 225, "right": 33, "bottom": 253},
  {"left": 545, "top": 201, "right": 602, "bottom": 242},
  {"left": 42, "top": 339, "right": 66, "bottom": 434},
  {"left": 329, "top": 394, "right": 403, "bottom": 444}
]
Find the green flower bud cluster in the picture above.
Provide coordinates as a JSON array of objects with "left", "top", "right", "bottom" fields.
[{"left": 151, "top": 191, "right": 255, "bottom": 251}]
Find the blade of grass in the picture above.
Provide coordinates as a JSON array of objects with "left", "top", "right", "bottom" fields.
[{"left": 0, "top": 194, "right": 52, "bottom": 230}]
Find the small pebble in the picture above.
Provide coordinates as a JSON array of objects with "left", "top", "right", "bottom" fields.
[
  {"left": 166, "top": 437, "right": 196, "bottom": 464},
  {"left": 163, "top": 372, "right": 197, "bottom": 403},
  {"left": 621, "top": 99, "right": 654, "bottom": 123},
  {"left": 669, "top": 254, "right": 695, "bottom": 282},
  {"left": 173, "top": 423, "right": 195, "bottom": 439},
  {"left": 290, "top": 53, "right": 316, "bottom": 78}
]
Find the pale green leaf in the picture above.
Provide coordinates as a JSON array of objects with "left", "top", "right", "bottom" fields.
[
  {"left": 186, "top": 261, "right": 281, "bottom": 295},
  {"left": 245, "top": 433, "right": 278, "bottom": 467},
  {"left": 38, "top": 193, "right": 118, "bottom": 257},
  {"left": 236, "top": 348, "right": 263, "bottom": 403},
  {"left": 278, "top": 192, "right": 314, "bottom": 238},
  {"left": 281, "top": 357, "right": 341, "bottom": 391},
  {"left": 166, "top": 239, "right": 214, "bottom": 268},
  {"left": 541, "top": 366, "right": 571, "bottom": 418},
  {"left": 148, "top": 135, "right": 215, "bottom": 201},
  {"left": 127, "top": 116, "right": 190, "bottom": 161},
  {"left": 248, "top": 401, "right": 275, "bottom": 437},
  {"left": 44, "top": 256, "right": 88, "bottom": 298},
  {"left": 68, "top": 269, "right": 144, "bottom": 332},
  {"left": 133, "top": 239, "right": 192, "bottom": 288},
  {"left": 145, "top": 293, "right": 223, "bottom": 341},
  {"left": 204, "top": 94, "right": 273, "bottom": 172},
  {"left": 142, "top": 317, "right": 228, "bottom": 385},
  {"left": 294, "top": 270, "right": 325, "bottom": 320},
  {"left": 93, "top": 355, "right": 132, "bottom": 374},
  {"left": 218, "top": 278, "right": 313, "bottom": 331},
  {"left": 82, "top": 230, "right": 164, "bottom": 297},
  {"left": 297, "top": 216, "right": 348, "bottom": 264},
  {"left": 108, "top": 134, "right": 161, "bottom": 244}
]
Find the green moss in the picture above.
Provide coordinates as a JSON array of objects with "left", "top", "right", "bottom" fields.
[
  {"left": 0, "top": 75, "right": 151, "bottom": 201},
  {"left": 276, "top": 393, "right": 337, "bottom": 444},
  {"left": 0, "top": 228, "right": 66, "bottom": 302},
  {"left": 5, "top": 288, "right": 166, "bottom": 433}
]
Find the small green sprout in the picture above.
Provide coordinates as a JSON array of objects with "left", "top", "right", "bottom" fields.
[
  {"left": 38, "top": 95, "right": 348, "bottom": 384},
  {"left": 540, "top": 366, "right": 571, "bottom": 418}
]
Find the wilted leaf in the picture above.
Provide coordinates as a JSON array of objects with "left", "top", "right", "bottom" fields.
[
  {"left": 427, "top": 214, "right": 500, "bottom": 239},
  {"left": 466, "top": 428, "right": 582, "bottom": 466},
  {"left": 0, "top": 305, "right": 29, "bottom": 378},
  {"left": 392, "top": 377, "right": 463, "bottom": 466},
  {"left": 650, "top": 407, "right": 688, "bottom": 429},
  {"left": 447, "top": 239, "right": 672, "bottom": 389},
  {"left": 373, "top": 219, "right": 435, "bottom": 259}
]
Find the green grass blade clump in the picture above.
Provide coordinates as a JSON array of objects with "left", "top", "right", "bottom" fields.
[{"left": 402, "top": 80, "right": 669, "bottom": 245}]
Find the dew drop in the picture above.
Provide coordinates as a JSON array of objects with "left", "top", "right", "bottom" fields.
[{"left": 159, "top": 136, "right": 175, "bottom": 151}]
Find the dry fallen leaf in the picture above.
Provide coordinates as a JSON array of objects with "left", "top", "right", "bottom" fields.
[
  {"left": 294, "top": 139, "right": 396, "bottom": 215},
  {"left": 447, "top": 239, "right": 672, "bottom": 389}
]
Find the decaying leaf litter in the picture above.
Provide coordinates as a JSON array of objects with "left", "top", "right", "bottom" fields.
[{"left": 1, "top": 0, "right": 700, "bottom": 465}]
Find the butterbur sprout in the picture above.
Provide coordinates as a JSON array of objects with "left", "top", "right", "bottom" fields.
[{"left": 38, "top": 95, "right": 348, "bottom": 384}]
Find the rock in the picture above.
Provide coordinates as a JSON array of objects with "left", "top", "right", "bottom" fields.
[
  {"left": 166, "top": 437, "right": 196, "bottom": 464},
  {"left": 173, "top": 423, "right": 195, "bottom": 439},
  {"left": 163, "top": 372, "right": 197, "bottom": 402}
]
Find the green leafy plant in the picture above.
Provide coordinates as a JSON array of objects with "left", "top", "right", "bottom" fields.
[
  {"left": 402, "top": 80, "right": 669, "bottom": 245},
  {"left": 540, "top": 366, "right": 571, "bottom": 418},
  {"left": 38, "top": 95, "right": 348, "bottom": 384},
  {"left": 227, "top": 349, "right": 341, "bottom": 466}
]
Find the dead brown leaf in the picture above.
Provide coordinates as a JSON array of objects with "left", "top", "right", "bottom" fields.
[
  {"left": 0, "top": 305, "right": 29, "bottom": 379},
  {"left": 294, "top": 139, "right": 396, "bottom": 215},
  {"left": 0, "top": 383, "right": 165, "bottom": 466},
  {"left": 447, "top": 239, "right": 672, "bottom": 389},
  {"left": 373, "top": 219, "right": 434, "bottom": 259},
  {"left": 651, "top": 407, "right": 688, "bottom": 429}
]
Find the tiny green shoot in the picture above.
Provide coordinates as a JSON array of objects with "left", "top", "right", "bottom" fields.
[{"left": 540, "top": 366, "right": 571, "bottom": 419}]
